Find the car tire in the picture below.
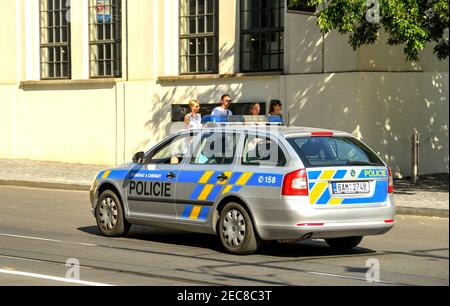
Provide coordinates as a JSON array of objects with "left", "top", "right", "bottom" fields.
[
  {"left": 95, "top": 190, "right": 131, "bottom": 237},
  {"left": 218, "top": 203, "right": 260, "bottom": 255},
  {"left": 325, "top": 236, "right": 363, "bottom": 250}
]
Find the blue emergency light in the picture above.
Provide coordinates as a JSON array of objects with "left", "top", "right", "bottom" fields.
[{"left": 202, "top": 115, "right": 283, "bottom": 125}]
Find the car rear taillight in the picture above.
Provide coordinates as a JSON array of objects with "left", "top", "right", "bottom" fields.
[
  {"left": 388, "top": 167, "right": 394, "bottom": 194},
  {"left": 282, "top": 169, "right": 308, "bottom": 196},
  {"left": 311, "top": 132, "right": 334, "bottom": 137}
]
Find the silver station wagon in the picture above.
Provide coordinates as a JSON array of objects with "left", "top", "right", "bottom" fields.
[{"left": 90, "top": 119, "right": 395, "bottom": 255}]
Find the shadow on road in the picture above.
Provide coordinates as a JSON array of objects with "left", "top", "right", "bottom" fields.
[{"left": 77, "top": 225, "right": 376, "bottom": 258}]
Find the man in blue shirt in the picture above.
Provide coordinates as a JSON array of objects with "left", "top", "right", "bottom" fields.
[{"left": 211, "top": 94, "right": 233, "bottom": 116}]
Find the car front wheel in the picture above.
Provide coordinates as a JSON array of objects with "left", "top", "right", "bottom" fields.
[{"left": 95, "top": 190, "right": 131, "bottom": 237}]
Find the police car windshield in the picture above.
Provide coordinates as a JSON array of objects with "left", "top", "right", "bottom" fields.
[{"left": 286, "top": 136, "right": 384, "bottom": 168}]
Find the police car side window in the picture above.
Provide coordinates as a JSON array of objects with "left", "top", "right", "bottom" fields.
[
  {"left": 242, "top": 135, "right": 287, "bottom": 167},
  {"left": 149, "top": 134, "right": 195, "bottom": 165},
  {"left": 191, "top": 132, "right": 237, "bottom": 165}
]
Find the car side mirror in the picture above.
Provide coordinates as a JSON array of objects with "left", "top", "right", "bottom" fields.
[{"left": 132, "top": 152, "right": 146, "bottom": 164}]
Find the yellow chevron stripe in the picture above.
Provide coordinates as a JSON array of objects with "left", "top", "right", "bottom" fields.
[
  {"left": 310, "top": 182, "right": 328, "bottom": 204},
  {"left": 222, "top": 185, "right": 234, "bottom": 195},
  {"left": 320, "top": 170, "right": 336, "bottom": 180},
  {"left": 190, "top": 206, "right": 202, "bottom": 219},
  {"left": 199, "top": 171, "right": 215, "bottom": 184},
  {"left": 198, "top": 184, "right": 214, "bottom": 201},
  {"left": 101, "top": 170, "right": 111, "bottom": 179},
  {"left": 328, "top": 198, "right": 343, "bottom": 205},
  {"left": 236, "top": 172, "right": 253, "bottom": 186}
]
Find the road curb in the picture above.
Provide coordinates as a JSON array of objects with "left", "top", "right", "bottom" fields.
[
  {"left": 396, "top": 206, "right": 449, "bottom": 218},
  {"left": 0, "top": 180, "right": 90, "bottom": 192}
]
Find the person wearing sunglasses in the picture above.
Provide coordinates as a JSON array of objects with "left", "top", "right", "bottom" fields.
[
  {"left": 184, "top": 99, "right": 203, "bottom": 129},
  {"left": 211, "top": 94, "right": 233, "bottom": 117}
]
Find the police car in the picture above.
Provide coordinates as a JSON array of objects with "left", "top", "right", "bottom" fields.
[{"left": 90, "top": 116, "right": 395, "bottom": 255}]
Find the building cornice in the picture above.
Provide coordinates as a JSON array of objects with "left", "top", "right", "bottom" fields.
[
  {"left": 157, "top": 72, "right": 283, "bottom": 82},
  {"left": 19, "top": 78, "right": 122, "bottom": 89}
]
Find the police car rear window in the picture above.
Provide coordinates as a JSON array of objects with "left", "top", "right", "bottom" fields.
[{"left": 286, "top": 137, "right": 384, "bottom": 168}]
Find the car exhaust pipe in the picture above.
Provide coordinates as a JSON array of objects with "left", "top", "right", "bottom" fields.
[
  {"left": 277, "top": 233, "right": 314, "bottom": 244},
  {"left": 300, "top": 233, "right": 313, "bottom": 241}
]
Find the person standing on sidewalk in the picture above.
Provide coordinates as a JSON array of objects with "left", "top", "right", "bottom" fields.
[
  {"left": 211, "top": 94, "right": 233, "bottom": 117},
  {"left": 269, "top": 99, "right": 283, "bottom": 124},
  {"left": 269, "top": 100, "right": 282, "bottom": 117},
  {"left": 184, "top": 100, "right": 203, "bottom": 129}
]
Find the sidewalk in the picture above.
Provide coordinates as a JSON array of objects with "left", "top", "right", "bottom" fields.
[
  {"left": 0, "top": 159, "right": 107, "bottom": 191},
  {"left": 0, "top": 159, "right": 448, "bottom": 218},
  {"left": 393, "top": 173, "right": 449, "bottom": 218}
]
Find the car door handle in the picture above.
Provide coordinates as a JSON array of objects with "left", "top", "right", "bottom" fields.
[
  {"left": 167, "top": 172, "right": 176, "bottom": 180},
  {"left": 217, "top": 173, "right": 229, "bottom": 182}
]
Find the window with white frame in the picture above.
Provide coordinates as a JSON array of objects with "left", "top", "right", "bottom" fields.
[
  {"left": 240, "top": 0, "right": 284, "bottom": 72},
  {"left": 179, "top": 0, "right": 218, "bottom": 74},
  {"left": 89, "top": 0, "right": 122, "bottom": 78},
  {"left": 39, "top": 0, "right": 71, "bottom": 79}
]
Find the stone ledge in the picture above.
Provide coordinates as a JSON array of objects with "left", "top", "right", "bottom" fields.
[
  {"left": 19, "top": 78, "right": 121, "bottom": 89},
  {"left": 157, "top": 72, "right": 283, "bottom": 82}
]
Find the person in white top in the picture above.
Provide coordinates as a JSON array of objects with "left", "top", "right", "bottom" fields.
[
  {"left": 249, "top": 102, "right": 261, "bottom": 116},
  {"left": 184, "top": 100, "right": 203, "bottom": 129},
  {"left": 211, "top": 94, "right": 233, "bottom": 116}
]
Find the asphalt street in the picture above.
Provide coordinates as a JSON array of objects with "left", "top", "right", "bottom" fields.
[{"left": 0, "top": 186, "right": 448, "bottom": 286}]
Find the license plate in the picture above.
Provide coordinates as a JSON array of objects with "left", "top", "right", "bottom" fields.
[{"left": 333, "top": 182, "right": 370, "bottom": 195}]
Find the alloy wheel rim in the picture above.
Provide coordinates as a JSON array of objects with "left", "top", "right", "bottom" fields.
[
  {"left": 222, "top": 209, "right": 246, "bottom": 247},
  {"left": 98, "top": 197, "right": 119, "bottom": 231}
]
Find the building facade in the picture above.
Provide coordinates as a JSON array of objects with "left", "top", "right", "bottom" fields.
[{"left": 0, "top": 0, "right": 448, "bottom": 176}]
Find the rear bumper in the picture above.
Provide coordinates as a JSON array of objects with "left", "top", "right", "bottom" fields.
[
  {"left": 258, "top": 220, "right": 395, "bottom": 240},
  {"left": 251, "top": 196, "right": 396, "bottom": 240}
]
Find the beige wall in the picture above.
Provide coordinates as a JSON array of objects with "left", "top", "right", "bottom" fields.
[
  {"left": 285, "top": 12, "right": 323, "bottom": 74},
  {"left": 122, "top": 81, "right": 158, "bottom": 161},
  {"left": 287, "top": 72, "right": 449, "bottom": 174},
  {"left": 0, "top": 0, "right": 18, "bottom": 83},
  {"left": 324, "top": 31, "right": 358, "bottom": 72},
  {"left": 218, "top": 0, "right": 239, "bottom": 74},
  {"left": 0, "top": 86, "right": 15, "bottom": 159},
  {"left": 14, "top": 83, "right": 117, "bottom": 165},
  {"left": 126, "top": 0, "right": 155, "bottom": 80},
  {"left": 358, "top": 29, "right": 449, "bottom": 73},
  {"left": 286, "top": 13, "right": 449, "bottom": 74}
]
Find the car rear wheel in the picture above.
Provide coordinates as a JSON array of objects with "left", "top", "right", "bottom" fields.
[
  {"left": 218, "top": 203, "right": 259, "bottom": 255},
  {"left": 325, "top": 236, "right": 363, "bottom": 250},
  {"left": 95, "top": 190, "right": 131, "bottom": 237}
]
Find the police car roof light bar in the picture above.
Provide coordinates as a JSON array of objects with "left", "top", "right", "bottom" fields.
[{"left": 202, "top": 115, "right": 283, "bottom": 127}]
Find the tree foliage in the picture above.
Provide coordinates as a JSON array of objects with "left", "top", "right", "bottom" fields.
[{"left": 288, "top": 0, "right": 449, "bottom": 62}]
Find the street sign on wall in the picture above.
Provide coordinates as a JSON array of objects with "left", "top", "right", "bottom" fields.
[{"left": 96, "top": 0, "right": 111, "bottom": 23}]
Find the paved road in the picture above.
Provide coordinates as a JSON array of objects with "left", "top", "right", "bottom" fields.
[{"left": 0, "top": 186, "right": 448, "bottom": 286}]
